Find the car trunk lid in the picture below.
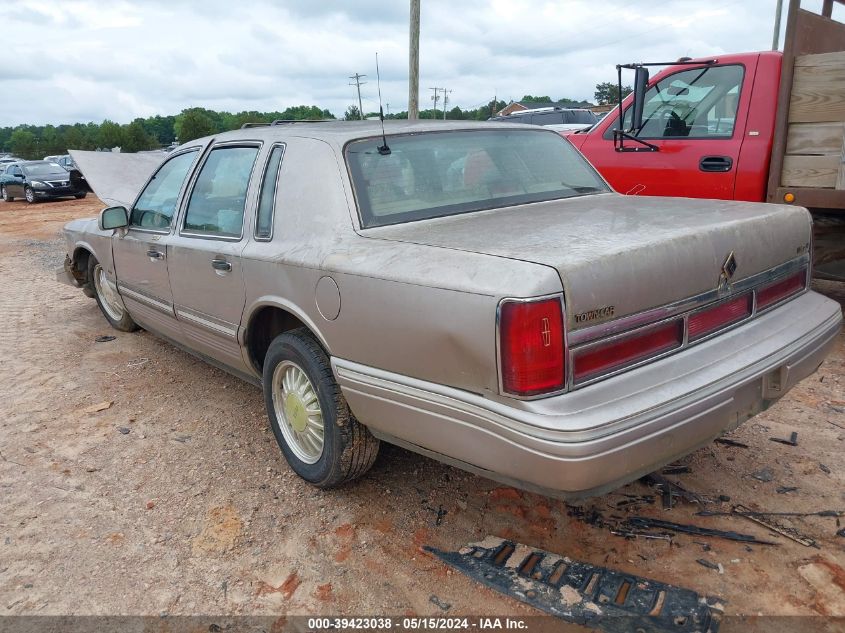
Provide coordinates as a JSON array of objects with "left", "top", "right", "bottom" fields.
[{"left": 363, "top": 193, "right": 812, "bottom": 331}]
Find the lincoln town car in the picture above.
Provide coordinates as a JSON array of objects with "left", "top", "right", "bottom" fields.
[{"left": 58, "top": 121, "right": 842, "bottom": 498}]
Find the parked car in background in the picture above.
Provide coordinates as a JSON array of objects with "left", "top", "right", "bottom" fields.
[
  {"left": 0, "top": 156, "right": 22, "bottom": 167},
  {"left": 1, "top": 160, "right": 87, "bottom": 203},
  {"left": 491, "top": 107, "right": 598, "bottom": 131},
  {"left": 58, "top": 121, "right": 840, "bottom": 499},
  {"left": 44, "top": 153, "right": 92, "bottom": 193}
]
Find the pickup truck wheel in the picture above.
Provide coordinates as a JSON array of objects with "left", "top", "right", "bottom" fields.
[
  {"left": 88, "top": 256, "right": 138, "bottom": 332},
  {"left": 1, "top": 185, "right": 13, "bottom": 202},
  {"left": 24, "top": 186, "right": 35, "bottom": 204},
  {"left": 263, "top": 328, "right": 379, "bottom": 488}
]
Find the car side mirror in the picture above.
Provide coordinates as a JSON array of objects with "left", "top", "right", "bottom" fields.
[
  {"left": 630, "top": 66, "right": 650, "bottom": 132},
  {"left": 99, "top": 206, "right": 129, "bottom": 231}
]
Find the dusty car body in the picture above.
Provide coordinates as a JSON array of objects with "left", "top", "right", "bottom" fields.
[{"left": 58, "top": 121, "right": 842, "bottom": 498}]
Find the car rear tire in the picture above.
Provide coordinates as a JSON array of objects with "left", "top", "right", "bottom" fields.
[
  {"left": 263, "top": 328, "right": 379, "bottom": 488},
  {"left": 1, "top": 185, "right": 13, "bottom": 202},
  {"left": 87, "top": 255, "right": 138, "bottom": 332},
  {"left": 75, "top": 192, "right": 87, "bottom": 199},
  {"left": 24, "top": 186, "right": 35, "bottom": 204}
]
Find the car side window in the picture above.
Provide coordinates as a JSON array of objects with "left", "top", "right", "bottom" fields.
[
  {"left": 183, "top": 145, "right": 259, "bottom": 238},
  {"left": 255, "top": 145, "right": 285, "bottom": 240},
  {"left": 604, "top": 64, "right": 745, "bottom": 140},
  {"left": 130, "top": 149, "right": 198, "bottom": 230}
]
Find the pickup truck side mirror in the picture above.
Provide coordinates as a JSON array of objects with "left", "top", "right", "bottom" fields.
[
  {"left": 99, "top": 206, "right": 129, "bottom": 231},
  {"left": 630, "top": 66, "right": 650, "bottom": 132}
]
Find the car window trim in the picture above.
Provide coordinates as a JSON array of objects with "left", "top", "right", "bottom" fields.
[
  {"left": 254, "top": 143, "right": 286, "bottom": 242},
  {"left": 178, "top": 140, "right": 263, "bottom": 243},
  {"left": 127, "top": 146, "right": 203, "bottom": 235}
]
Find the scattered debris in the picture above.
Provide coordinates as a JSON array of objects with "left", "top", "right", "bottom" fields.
[
  {"left": 117, "top": 427, "right": 130, "bottom": 435},
  {"left": 424, "top": 504, "right": 448, "bottom": 526},
  {"left": 751, "top": 468, "right": 775, "bottom": 482},
  {"left": 699, "top": 509, "right": 844, "bottom": 519},
  {"left": 623, "top": 516, "right": 778, "bottom": 545},
  {"left": 145, "top": 500, "right": 155, "bottom": 510},
  {"left": 429, "top": 595, "right": 451, "bottom": 611},
  {"left": 714, "top": 438, "right": 749, "bottom": 448},
  {"left": 693, "top": 541, "right": 712, "bottom": 552},
  {"left": 718, "top": 495, "right": 731, "bottom": 503},
  {"left": 427, "top": 536, "right": 724, "bottom": 633},
  {"left": 641, "top": 473, "right": 705, "bottom": 507},
  {"left": 662, "top": 466, "right": 692, "bottom": 475},
  {"left": 729, "top": 504, "right": 818, "bottom": 548},
  {"left": 82, "top": 401, "right": 113, "bottom": 414},
  {"left": 836, "top": 528, "right": 845, "bottom": 538},
  {"left": 819, "top": 464, "right": 831, "bottom": 474},
  {"left": 127, "top": 358, "right": 149, "bottom": 368},
  {"left": 776, "top": 486, "right": 798, "bottom": 494},
  {"left": 769, "top": 432, "right": 798, "bottom": 446},
  {"left": 94, "top": 335, "right": 116, "bottom": 343},
  {"left": 696, "top": 559, "right": 720, "bottom": 571}
]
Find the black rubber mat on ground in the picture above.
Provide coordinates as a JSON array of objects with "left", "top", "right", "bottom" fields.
[{"left": 425, "top": 536, "right": 724, "bottom": 633}]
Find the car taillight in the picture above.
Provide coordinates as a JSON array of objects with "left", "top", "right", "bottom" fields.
[
  {"left": 499, "top": 298, "right": 565, "bottom": 396},
  {"left": 688, "top": 293, "right": 752, "bottom": 341},
  {"left": 572, "top": 319, "right": 683, "bottom": 383},
  {"left": 756, "top": 270, "right": 806, "bottom": 310}
]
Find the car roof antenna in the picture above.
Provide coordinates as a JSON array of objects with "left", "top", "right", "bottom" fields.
[{"left": 375, "top": 52, "right": 391, "bottom": 155}]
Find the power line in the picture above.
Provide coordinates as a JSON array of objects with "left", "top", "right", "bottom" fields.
[
  {"left": 349, "top": 73, "right": 367, "bottom": 120},
  {"left": 441, "top": 88, "right": 452, "bottom": 119}
]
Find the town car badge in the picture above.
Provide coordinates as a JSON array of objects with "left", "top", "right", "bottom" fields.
[{"left": 718, "top": 251, "right": 737, "bottom": 293}]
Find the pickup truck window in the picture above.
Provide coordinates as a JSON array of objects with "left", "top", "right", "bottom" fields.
[
  {"left": 347, "top": 130, "right": 610, "bottom": 228},
  {"left": 605, "top": 64, "right": 744, "bottom": 140},
  {"left": 255, "top": 144, "right": 285, "bottom": 240},
  {"left": 130, "top": 149, "right": 198, "bottom": 230},
  {"left": 183, "top": 145, "right": 260, "bottom": 238}
]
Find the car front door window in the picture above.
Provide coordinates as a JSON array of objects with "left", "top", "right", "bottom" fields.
[{"left": 130, "top": 149, "right": 199, "bottom": 230}]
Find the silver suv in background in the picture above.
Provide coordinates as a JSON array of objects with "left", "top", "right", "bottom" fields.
[{"left": 491, "top": 107, "right": 598, "bottom": 131}]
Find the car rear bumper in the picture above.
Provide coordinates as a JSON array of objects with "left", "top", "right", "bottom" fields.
[{"left": 333, "top": 290, "right": 842, "bottom": 498}]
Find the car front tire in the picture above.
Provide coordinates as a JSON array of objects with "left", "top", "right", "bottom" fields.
[
  {"left": 74, "top": 192, "right": 87, "bottom": 199},
  {"left": 24, "top": 186, "right": 35, "bottom": 204},
  {"left": 1, "top": 185, "right": 13, "bottom": 202},
  {"left": 263, "top": 328, "right": 379, "bottom": 488},
  {"left": 87, "top": 255, "right": 138, "bottom": 332}
]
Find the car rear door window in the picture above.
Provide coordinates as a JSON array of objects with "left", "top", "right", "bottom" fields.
[
  {"left": 183, "top": 145, "right": 260, "bottom": 238},
  {"left": 131, "top": 149, "right": 199, "bottom": 229},
  {"left": 255, "top": 145, "right": 285, "bottom": 240}
]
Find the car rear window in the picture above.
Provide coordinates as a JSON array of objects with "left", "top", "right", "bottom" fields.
[{"left": 346, "top": 129, "right": 610, "bottom": 228}]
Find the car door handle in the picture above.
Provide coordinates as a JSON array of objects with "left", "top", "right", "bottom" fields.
[
  {"left": 211, "top": 258, "right": 232, "bottom": 272},
  {"left": 146, "top": 250, "right": 164, "bottom": 260},
  {"left": 699, "top": 156, "right": 733, "bottom": 172}
]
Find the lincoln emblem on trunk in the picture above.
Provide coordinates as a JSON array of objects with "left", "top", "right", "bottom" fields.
[{"left": 718, "top": 251, "right": 737, "bottom": 293}]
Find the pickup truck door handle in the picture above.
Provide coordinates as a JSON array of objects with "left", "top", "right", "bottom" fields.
[
  {"left": 211, "top": 258, "right": 232, "bottom": 272},
  {"left": 699, "top": 156, "right": 733, "bottom": 172},
  {"left": 146, "top": 250, "right": 164, "bottom": 260}
]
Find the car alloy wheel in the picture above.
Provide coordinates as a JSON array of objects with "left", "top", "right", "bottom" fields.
[
  {"left": 1, "top": 185, "right": 7, "bottom": 201},
  {"left": 24, "top": 186, "right": 34, "bottom": 203},
  {"left": 92, "top": 263, "right": 126, "bottom": 322},
  {"left": 271, "top": 360, "right": 325, "bottom": 464}
]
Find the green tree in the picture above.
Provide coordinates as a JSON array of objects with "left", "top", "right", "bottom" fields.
[
  {"left": 520, "top": 95, "right": 553, "bottom": 104},
  {"left": 122, "top": 119, "right": 158, "bottom": 152},
  {"left": 594, "top": 82, "right": 632, "bottom": 106},
  {"left": 344, "top": 105, "right": 362, "bottom": 121},
  {"left": 98, "top": 119, "right": 123, "bottom": 149},
  {"left": 174, "top": 108, "right": 217, "bottom": 143},
  {"left": 9, "top": 129, "right": 38, "bottom": 159}
]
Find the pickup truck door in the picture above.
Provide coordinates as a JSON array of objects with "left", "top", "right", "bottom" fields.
[
  {"left": 577, "top": 61, "right": 756, "bottom": 200},
  {"left": 112, "top": 148, "right": 201, "bottom": 339},
  {"left": 167, "top": 143, "right": 261, "bottom": 374}
]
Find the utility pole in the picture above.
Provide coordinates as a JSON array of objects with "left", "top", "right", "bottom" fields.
[
  {"left": 349, "top": 72, "right": 367, "bottom": 120},
  {"left": 442, "top": 88, "right": 452, "bottom": 119},
  {"left": 772, "top": 0, "right": 784, "bottom": 50},
  {"left": 429, "top": 87, "right": 440, "bottom": 119},
  {"left": 408, "top": 0, "right": 420, "bottom": 120}
]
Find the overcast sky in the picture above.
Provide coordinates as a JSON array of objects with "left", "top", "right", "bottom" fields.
[{"left": 1, "top": 0, "right": 841, "bottom": 127}]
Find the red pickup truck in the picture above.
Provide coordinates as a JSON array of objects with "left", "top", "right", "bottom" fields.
[{"left": 568, "top": 0, "right": 845, "bottom": 277}]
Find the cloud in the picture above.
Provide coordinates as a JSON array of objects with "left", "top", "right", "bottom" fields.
[{"left": 0, "top": 0, "right": 790, "bottom": 126}]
